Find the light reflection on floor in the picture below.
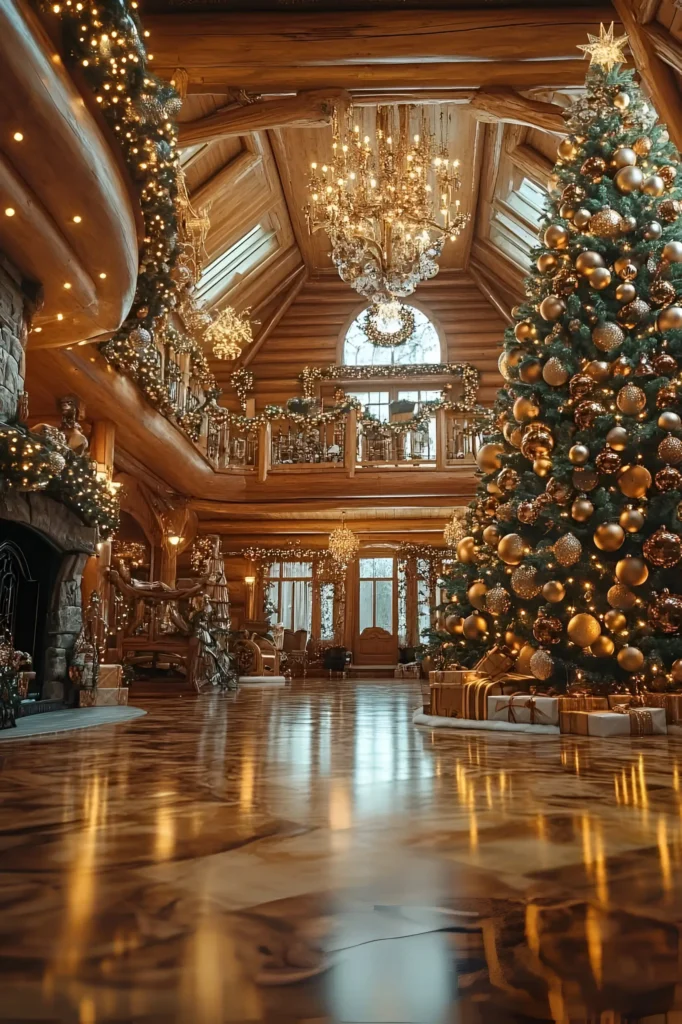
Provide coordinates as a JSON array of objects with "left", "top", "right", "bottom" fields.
[{"left": 1, "top": 678, "right": 682, "bottom": 1021}]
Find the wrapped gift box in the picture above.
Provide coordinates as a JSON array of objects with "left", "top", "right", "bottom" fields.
[
  {"left": 559, "top": 695, "right": 609, "bottom": 713},
  {"left": 560, "top": 707, "right": 667, "bottom": 736},
  {"left": 429, "top": 669, "right": 480, "bottom": 685},
  {"left": 488, "top": 694, "right": 559, "bottom": 726},
  {"left": 473, "top": 645, "right": 515, "bottom": 681},
  {"left": 98, "top": 664, "right": 123, "bottom": 687},
  {"left": 607, "top": 692, "right": 682, "bottom": 724}
]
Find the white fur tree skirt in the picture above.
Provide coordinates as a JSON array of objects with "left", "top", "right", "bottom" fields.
[{"left": 413, "top": 709, "right": 560, "bottom": 735}]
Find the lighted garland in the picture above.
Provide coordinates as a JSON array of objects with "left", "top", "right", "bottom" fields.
[
  {"left": 362, "top": 304, "right": 416, "bottom": 348},
  {"left": 231, "top": 368, "right": 254, "bottom": 411},
  {"left": 299, "top": 363, "right": 481, "bottom": 409},
  {"left": 0, "top": 427, "right": 119, "bottom": 537},
  {"left": 214, "top": 395, "right": 365, "bottom": 432}
]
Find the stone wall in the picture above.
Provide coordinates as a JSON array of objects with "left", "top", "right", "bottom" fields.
[{"left": 0, "top": 255, "right": 26, "bottom": 424}]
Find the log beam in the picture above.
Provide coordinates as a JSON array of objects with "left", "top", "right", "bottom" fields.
[
  {"left": 178, "top": 89, "right": 350, "bottom": 147},
  {"left": 468, "top": 86, "right": 565, "bottom": 135},
  {"left": 505, "top": 142, "right": 554, "bottom": 187},
  {"left": 612, "top": 0, "right": 682, "bottom": 153},
  {"left": 644, "top": 22, "right": 682, "bottom": 76},
  {"left": 189, "top": 149, "right": 261, "bottom": 211}
]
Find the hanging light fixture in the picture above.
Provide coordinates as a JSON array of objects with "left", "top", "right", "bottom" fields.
[
  {"left": 204, "top": 307, "right": 254, "bottom": 361},
  {"left": 306, "top": 104, "right": 469, "bottom": 310},
  {"left": 443, "top": 512, "right": 464, "bottom": 549},
  {"left": 328, "top": 511, "right": 360, "bottom": 567}
]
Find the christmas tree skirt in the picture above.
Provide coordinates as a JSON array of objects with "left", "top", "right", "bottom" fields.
[{"left": 413, "top": 708, "right": 559, "bottom": 735}]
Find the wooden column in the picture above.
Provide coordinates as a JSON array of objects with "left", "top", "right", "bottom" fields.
[
  {"left": 435, "top": 407, "right": 448, "bottom": 471},
  {"left": 160, "top": 539, "right": 180, "bottom": 587},
  {"left": 82, "top": 419, "right": 116, "bottom": 648},
  {"left": 344, "top": 408, "right": 357, "bottom": 477},
  {"left": 257, "top": 421, "right": 271, "bottom": 482}
]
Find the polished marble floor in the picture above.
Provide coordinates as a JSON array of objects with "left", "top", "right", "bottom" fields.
[{"left": 2, "top": 678, "right": 682, "bottom": 1023}]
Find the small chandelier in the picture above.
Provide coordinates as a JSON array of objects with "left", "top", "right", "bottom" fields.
[
  {"left": 329, "top": 512, "right": 359, "bottom": 567},
  {"left": 443, "top": 512, "right": 464, "bottom": 549},
  {"left": 204, "top": 307, "right": 253, "bottom": 361},
  {"left": 306, "top": 104, "right": 469, "bottom": 305}
]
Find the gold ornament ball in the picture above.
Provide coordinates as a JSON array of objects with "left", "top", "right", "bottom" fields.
[
  {"left": 592, "top": 322, "right": 624, "bottom": 352},
  {"left": 516, "top": 644, "right": 537, "bottom": 675},
  {"left": 572, "top": 467, "right": 599, "bottom": 491},
  {"left": 498, "top": 533, "right": 526, "bottom": 565},
  {"left": 590, "top": 208, "right": 623, "bottom": 238},
  {"left": 456, "top": 537, "right": 477, "bottom": 564},
  {"left": 574, "top": 208, "right": 592, "bottom": 230},
  {"left": 537, "top": 253, "right": 558, "bottom": 275},
  {"left": 558, "top": 137, "right": 578, "bottom": 160},
  {"left": 530, "top": 649, "right": 554, "bottom": 681},
  {"left": 543, "top": 580, "right": 566, "bottom": 603},
  {"left": 614, "top": 165, "right": 643, "bottom": 193},
  {"left": 575, "top": 251, "right": 604, "bottom": 275},
  {"left": 618, "top": 298, "right": 651, "bottom": 328},
  {"left": 616, "top": 555, "right": 649, "bottom": 587},
  {"left": 615, "top": 282, "right": 636, "bottom": 302},
  {"left": 569, "top": 443, "right": 590, "bottom": 465},
  {"left": 513, "top": 395, "right": 540, "bottom": 422},
  {"left": 614, "top": 92, "right": 630, "bottom": 110},
  {"left": 671, "top": 659, "right": 682, "bottom": 684},
  {"left": 486, "top": 585, "right": 510, "bottom": 616},
  {"left": 542, "top": 357, "right": 569, "bottom": 386},
  {"left": 605, "top": 609, "right": 627, "bottom": 632},
  {"left": 572, "top": 496, "right": 594, "bottom": 522},
  {"left": 514, "top": 320, "right": 536, "bottom": 342},
  {"left": 554, "top": 532, "right": 582, "bottom": 566},
  {"left": 467, "top": 582, "right": 488, "bottom": 611},
  {"left": 614, "top": 256, "right": 638, "bottom": 279},
  {"left": 509, "top": 427, "right": 524, "bottom": 448},
  {"left": 593, "top": 522, "right": 626, "bottom": 551},
  {"left": 476, "top": 443, "right": 504, "bottom": 473},
  {"left": 621, "top": 215, "right": 637, "bottom": 234},
  {"left": 643, "top": 221, "right": 663, "bottom": 241},
  {"left": 507, "top": 346, "right": 525, "bottom": 368},
  {"left": 567, "top": 613, "right": 601, "bottom": 648},
  {"left": 642, "top": 174, "right": 665, "bottom": 197},
  {"left": 585, "top": 360, "right": 610, "bottom": 382},
  {"left": 539, "top": 295, "right": 566, "bottom": 321},
  {"left": 633, "top": 135, "right": 652, "bottom": 156},
  {"left": 659, "top": 411, "right": 682, "bottom": 431},
  {"left": 511, "top": 564, "right": 541, "bottom": 598},
  {"left": 533, "top": 457, "right": 553, "bottom": 477},
  {"left": 619, "top": 507, "right": 645, "bottom": 533},
  {"left": 663, "top": 241, "right": 682, "bottom": 263},
  {"left": 498, "top": 352, "right": 511, "bottom": 381},
  {"left": 617, "top": 646, "right": 645, "bottom": 672},
  {"left": 612, "top": 147, "right": 637, "bottom": 169},
  {"left": 463, "top": 613, "right": 488, "bottom": 640},
  {"left": 444, "top": 614, "right": 464, "bottom": 635},
  {"left": 617, "top": 384, "right": 647, "bottom": 415},
  {"left": 606, "top": 426, "right": 629, "bottom": 451},
  {"left": 482, "top": 524, "right": 501, "bottom": 547},
  {"left": 519, "top": 359, "right": 543, "bottom": 384},
  {"left": 589, "top": 267, "right": 612, "bottom": 291},
  {"left": 608, "top": 584, "right": 637, "bottom": 610},
  {"left": 657, "top": 306, "right": 682, "bottom": 332},
  {"left": 504, "top": 630, "right": 525, "bottom": 652},
  {"left": 544, "top": 224, "right": 570, "bottom": 250},
  {"left": 591, "top": 635, "right": 615, "bottom": 658},
  {"left": 658, "top": 435, "right": 682, "bottom": 465}
]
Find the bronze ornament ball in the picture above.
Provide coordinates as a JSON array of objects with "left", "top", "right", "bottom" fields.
[
  {"left": 618, "top": 464, "right": 652, "bottom": 498},
  {"left": 608, "top": 584, "right": 637, "bottom": 610},
  {"left": 567, "top": 613, "right": 601, "bottom": 647},
  {"left": 657, "top": 384, "right": 679, "bottom": 409},
  {"left": 557, "top": 137, "right": 578, "bottom": 160},
  {"left": 467, "top": 581, "right": 488, "bottom": 610},
  {"left": 592, "top": 635, "right": 615, "bottom": 657},
  {"left": 568, "top": 443, "right": 590, "bottom": 466},
  {"left": 517, "top": 500, "right": 540, "bottom": 524},
  {"left": 605, "top": 609, "right": 627, "bottom": 631},
  {"left": 571, "top": 496, "right": 594, "bottom": 521},
  {"left": 595, "top": 450, "right": 623, "bottom": 474},
  {"left": 612, "top": 146, "right": 637, "bottom": 168},
  {"left": 588, "top": 267, "right": 612, "bottom": 291},
  {"left": 643, "top": 526, "right": 682, "bottom": 567},
  {"left": 619, "top": 507, "right": 645, "bottom": 533},
  {"left": 617, "top": 298, "right": 651, "bottom": 328},
  {"left": 572, "top": 467, "right": 599, "bottom": 491},
  {"left": 444, "top": 614, "right": 464, "bottom": 634},
  {"left": 514, "top": 320, "right": 536, "bottom": 342},
  {"left": 594, "top": 522, "right": 626, "bottom": 551},
  {"left": 570, "top": 374, "right": 596, "bottom": 400},
  {"left": 573, "top": 208, "right": 592, "bottom": 230},
  {"left": 657, "top": 306, "right": 682, "bottom": 332},
  {"left": 585, "top": 360, "right": 610, "bottom": 382},
  {"left": 482, "top": 524, "right": 501, "bottom": 546},
  {"left": 617, "top": 646, "right": 645, "bottom": 672},
  {"left": 581, "top": 156, "right": 606, "bottom": 179},
  {"left": 658, "top": 411, "right": 681, "bottom": 431},
  {"left": 516, "top": 644, "right": 536, "bottom": 675},
  {"left": 476, "top": 442, "right": 504, "bottom": 473},
  {"left": 663, "top": 241, "right": 682, "bottom": 263},
  {"left": 648, "top": 590, "right": 682, "bottom": 634},
  {"left": 656, "top": 465, "right": 682, "bottom": 491},
  {"left": 543, "top": 580, "right": 566, "bottom": 603},
  {"left": 554, "top": 532, "right": 582, "bottom": 566},
  {"left": 513, "top": 395, "right": 540, "bottom": 422},
  {"left": 497, "top": 467, "right": 519, "bottom": 492},
  {"left": 592, "top": 322, "right": 624, "bottom": 352},
  {"left": 621, "top": 215, "right": 637, "bottom": 234},
  {"left": 574, "top": 399, "right": 607, "bottom": 429},
  {"left": 530, "top": 649, "right": 554, "bottom": 681},
  {"left": 641, "top": 175, "right": 665, "bottom": 197},
  {"left": 643, "top": 220, "right": 663, "bottom": 241},
  {"left": 533, "top": 613, "right": 563, "bottom": 645},
  {"left": 486, "top": 586, "right": 511, "bottom": 616},
  {"left": 539, "top": 295, "right": 566, "bottom": 321},
  {"left": 606, "top": 426, "right": 629, "bottom": 451},
  {"left": 672, "top": 659, "right": 682, "bottom": 684},
  {"left": 505, "top": 630, "right": 525, "bottom": 652},
  {"left": 456, "top": 536, "right": 477, "bottom": 563},
  {"left": 614, "top": 165, "right": 643, "bottom": 193},
  {"left": 507, "top": 346, "right": 525, "bottom": 368},
  {"left": 498, "top": 533, "right": 526, "bottom": 565},
  {"left": 616, "top": 384, "right": 647, "bottom": 415},
  {"left": 463, "top": 613, "right": 488, "bottom": 640},
  {"left": 544, "top": 224, "right": 570, "bottom": 250},
  {"left": 660, "top": 199, "right": 682, "bottom": 223},
  {"left": 658, "top": 435, "right": 682, "bottom": 465},
  {"left": 575, "top": 251, "right": 604, "bottom": 275},
  {"left": 649, "top": 280, "right": 677, "bottom": 306},
  {"left": 615, "top": 282, "right": 636, "bottom": 303},
  {"left": 614, "top": 256, "right": 638, "bottom": 279},
  {"left": 534, "top": 457, "right": 553, "bottom": 477},
  {"left": 589, "top": 208, "right": 623, "bottom": 238},
  {"left": 542, "top": 357, "right": 569, "bottom": 386},
  {"left": 616, "top": 555, "right": 649, "bottom": 587},
  {"left": 537, "top": 253, "right": 558, "bottom": 274},
  {"left": 519, "top": 359, "right": 543, "bottom": 384},
  {"left": 611, "top": 355, "right": 633, "bottom": 377}
]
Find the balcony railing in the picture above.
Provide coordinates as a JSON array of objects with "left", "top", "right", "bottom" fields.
[{"left": 271, "top": 420, "right": 346, "bottom": 467}]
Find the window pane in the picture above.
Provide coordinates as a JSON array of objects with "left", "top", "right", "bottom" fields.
[
  {"left": 280, "top": 580, "right": 294, "bottom": 629},
  {"left": 293, "top": 580, "right": 312, "bottom": 632},
  {"left": 269, "top": 561, "right": 281, "bottom": 578},
  {"left": 359, "top": 580, "right": 374, "bottom": 632},
  {"left": 283, "top": 561, "right": 312, "bottom": 579},
  {"left": 343, "top": 305, "right": 441, "bottom": 366},
  {"left": 267, "top": 581, "right": 279, "bottom": 618},
  {"left": 375, "top": 580, "right": 393, "bottom": 633},
  {"left": 373, "top": 557, "right": 394, "bottom": 578}
]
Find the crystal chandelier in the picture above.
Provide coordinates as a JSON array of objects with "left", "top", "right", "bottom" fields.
[
  {"left": 306, "top": 105, "right": 469, "bottom": 306},
  {"left": 328, "top": 512, "right": 360, "bottom": 567},
  {"left": 443, "top": 512, "right": 465, "bottom": 549},
  {"left": 204, "top": 307, "right": 253, "bottom": 361}
]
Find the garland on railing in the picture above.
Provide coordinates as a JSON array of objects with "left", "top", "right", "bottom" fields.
[
  {"left": 0, "top": 427, "right": 119, "bottom": 536},
  {"left": 211, "top": 395, "right": 365, "bottom": 432},
  {"left": 299, "top": 363, "right": 481, "bottom": 409}
]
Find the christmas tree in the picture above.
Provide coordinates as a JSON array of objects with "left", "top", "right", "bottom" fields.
[{"left": 435, "top": 26, "right": 682, "bottom": 694}]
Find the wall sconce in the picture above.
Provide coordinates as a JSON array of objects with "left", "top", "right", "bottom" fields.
[
  {"left": 168, "top": 535, "right": 182, "bottom": 547},
  {"left": 244, "top": 575, "right": 256, "bottom": 585}
]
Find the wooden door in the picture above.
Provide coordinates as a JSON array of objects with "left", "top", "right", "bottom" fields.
[{"left": 354, "top": 555, "right": 399, "bottom": 666}]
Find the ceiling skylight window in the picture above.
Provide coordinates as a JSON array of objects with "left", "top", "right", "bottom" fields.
[
  {"left": 195, "top": 224, "right": 277, "bottom": 305},
  {"left": 491, "top": 176, "right": 548, "bottom": 270}
]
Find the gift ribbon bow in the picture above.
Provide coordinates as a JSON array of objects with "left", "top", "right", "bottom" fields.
[
  {"left": 494, "top": 693, "right": 551, "bottom": 725},
  {"left": 613, "top": 705, "right": 654, "bottom": 736}
]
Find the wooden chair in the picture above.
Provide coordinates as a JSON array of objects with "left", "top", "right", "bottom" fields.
[{"left": 282, "top": 628, "right": 308, "bottom": 677}]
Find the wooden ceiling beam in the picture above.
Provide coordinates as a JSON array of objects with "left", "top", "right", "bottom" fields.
[
  {"left": 505, "top": 141, "right": 554, "bottom": 187},
  {"left": 242, "top": 265, "right": 308, "bottom": 368},
  {"left": 178, "top": 89, "right": 350, "bottom": 147},
  {"left": 643, "top": 22, "right": 682, "bottom": 76},
  {"left": 612, "top": 0, "right": 682, "bottom": 153},
  {"left": 189, "top": 149, "right": 261, "bottom": 211},
  {"left": 468, "top": 86, "right": 565, "bottom": 135}
]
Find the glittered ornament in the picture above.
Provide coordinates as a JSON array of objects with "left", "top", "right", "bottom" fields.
[
  {"left": 633, "top": 136, "right": 652, "bottom": 156},
  {"left": 617, "top": 384, "right": 647, "bottom": 415},
  {"left": 542, "top": 357, "right": 569, "bottom": 386},
  {"left": 619, "top": 507, "right": 645, "bottom": 533},
  {"left": 569, "top": 374, "right": 596, "bottom": 400},
  {"left": 658, "top": 435, "right": 682, "bottom": 464},
  {"left": 656, "top": 465, "right": 682, "bottom": 491},
  {"left": 589, "top": 208, "right": 623, "bottom": 237},
  {"left": 648, "top": 590, "right": 682, "bottom": 635},
  {"left": 567, "top": 613, "right": 601, "bottom": 648},
  {"left": 555, "top": 271, "right": 580, "bottom": 295},
  {"left": 654, "top": 355, "right": 678, "bottom": 378},
  {"left": 554, "top": 533, "right": 582, "bottom": 566},
  {"left": 516, "top": 499, "right": 539, "bottom": 525},
  {"left": 546, "top": 477, "right": 572, "bottom": 505},
  {"left": 572, "top": 467, "right": 599, "bottom": 491},
  {"left": 657, "top": 384, "right": 678, "bottom": 409},
  {"left": 581, "top": 155, "right": 606, "bottom": 179},
  {"left": 530, "top": 649, "right": 554, "bottom": 681},
  {"left": 511, "top": 564, "right": 541, "bottom": 598},
  {"left": 592, "top": 322, "right": 625, "bottom": 352},
  {"left": 48, "top": 451, "right": 66, "bottom": 473},
  {"left": 595, "top": 449, "right": 622, "bottom": 475},
  {"left": 486, "top": 585, "right": 510, "bottom": 616},
  {"left": 561, "top": 183, "right": 586, "bottom": 204},
  {"left": 594, "top": 522, "right": 625, "bottom": 551},
  {"left": 571, "top": 496, "right": 594, "bottom": 521},
  {"left": 644, "top": 526, "right": 682, "bottom": 568},
  {"left": 608, "top": 584, "right": 637, "bottom": 610},
  {"left": 533, "top": 613, "right": 563, "bottom": 646},
  {"left": 659, "top": 200, "right": 682, "bottom": 224},
  {"left": 575, "top": 400, "right": 606, "bottom": 429},
  {"left": 649, "top": 279, "right": 676, "bottom": 306},
  {"left": 616, "top": 555, "right": 649, "bottom": 587},
  {"left": 617, "top": 299, "right": 651, "bottom": 328},
  {"left": 498, "top": 533, "right": 526, "bottom": 565}
]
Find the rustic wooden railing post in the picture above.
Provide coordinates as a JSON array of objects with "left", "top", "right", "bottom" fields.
[
  {"left": 435, "top": 407, "right": 448, "bottom": 470},
  {"left": 344, "top": 408, "right": 357, "bottom": 477},
  {"left": 258, "top": 421, "right": 271, "bottom": 482}
]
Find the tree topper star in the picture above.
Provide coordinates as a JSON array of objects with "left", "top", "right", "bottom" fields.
[{"left": 578, "top": 22, "right": 629, "bottom": 71}]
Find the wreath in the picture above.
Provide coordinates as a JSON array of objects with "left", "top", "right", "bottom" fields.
[{"left": 362, "top": 304, "right": 416, "bottom": 347}]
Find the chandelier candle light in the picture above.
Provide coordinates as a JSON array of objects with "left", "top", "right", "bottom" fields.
[
  {"left": 328, "top": 512, "right": 360, "bottom": 568},
  {"left": 306, "top": 105, "right": 469, "bottom": 309}
]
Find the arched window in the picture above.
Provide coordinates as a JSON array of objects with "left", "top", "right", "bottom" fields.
[{"left": 343, "top": 304, "right": 442, "bottom": 366}]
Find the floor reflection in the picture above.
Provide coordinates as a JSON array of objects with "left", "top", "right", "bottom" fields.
[{"left": 1, "top": 678, "right": 682, "bottom": 1021}]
